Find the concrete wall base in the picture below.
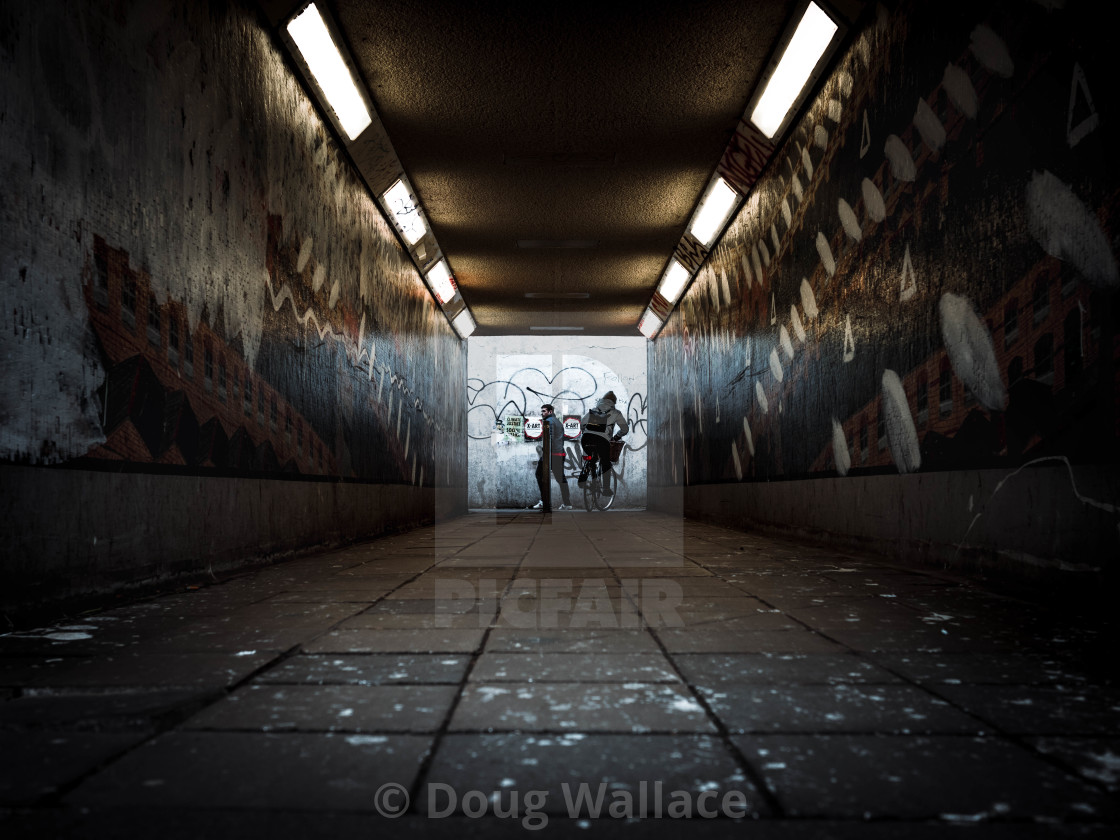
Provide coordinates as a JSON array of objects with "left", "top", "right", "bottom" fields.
[
  {"left": 1, "top": 465, "right": 466, "bottom": 621},
  {"left": 656, "top": 464, "right": 1119, "bottom": 592}
]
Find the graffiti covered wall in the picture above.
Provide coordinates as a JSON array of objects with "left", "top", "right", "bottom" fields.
[
  {"left": 468, "top": 337, "right": 647, "bottom": 509},
  {"left": 649, "top": 0, "right": 1119, "bottom": 572},
  {"left": 0, "top": 0, "right": 466, "bottom": 607}
]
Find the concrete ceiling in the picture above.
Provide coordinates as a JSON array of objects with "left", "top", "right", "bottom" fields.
[{"left": 261, "top": 1, "right": 866, "bottom": 335}]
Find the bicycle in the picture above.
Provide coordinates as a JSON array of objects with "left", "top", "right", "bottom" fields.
[{"left": 579, "top": 450, "right": 616, "bottom": 512}]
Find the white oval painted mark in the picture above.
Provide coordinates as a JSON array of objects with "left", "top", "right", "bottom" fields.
[
  {"left": 781, "top": 197, "right": 792, "bottom": 230},
  {"left": 769, "top": 348, "right": 784, "bottom": 383},
  {"left": 791, "top": 305, "right": 806, "bottom": 343},
  {"left": 771, "top": 224, "right": 781, "bottom": 256},
  {"left": 913, "top": 98, "right": 946, "bottom": 152},
  {"left": 943, "top": 63, "right": 978, "bottom": 119},
  {"left": 861, "top": 178, "right": 886, "bottom": 223},
  {"left": 838, "top": 198, "right": 861, "bottom": 241},
  {"left": 743, "top": 417, "right": 755, "bottom": 456},
  {"left": 312, "top": 264, "right": 327, "bottom": 293},
  {"left": 827, "top": 98, "right": 842, "bottom": 123},
  {"left": 731, "top": 441, "right": 742, "bottom": 480},
  {"left": 721, "top": 270, "right": 732, "bottom": 306},
  {"left": 1027, "top": 170, "right": 1119, "bottom": 287},
  {"left": 296, "top": 237, "right": 314, "bottom": 273},
  {"left": 881, "top": 369, "right": 922, "bottom": 473},
  {"left": 759, "top": 238, "right": 771, "bottom": 268},
  {"left": 741, "top": 253, "right": 753, "bottom": 289},
  {"left": 751, "top": 244, "right": 764, "bottom": 283},
  {"left": 779, "top": 326, "right": 795, "bottom": 361},
  {"left": 970, "top": 24, "right": 1013, "bottom": 78},
  {"left": 832, "top": 419, "right": 852, "bottom": 476},
  {"left": 884, "top": 135, "right": 916, "bottom": 182},
  {"left": 939, "top": 293, "right": 1007, "bottom": 411},
  {"left": 801, "top": 145, "right": 814, "bottom": 180},
  {"left": 755, "top": 381, "right": 769, "bottom": 414},
  {"left": 814, "top": 124, "right": 829, "bottom": 150},
  {"left": 800, "top": 279, "right": 819, "bottom": 319},
  {"left": 45, "top": 632, "right": 91, "bottom": 641},
  {"left": 816, "top": 232, "right": 836, "bottom": 277}
]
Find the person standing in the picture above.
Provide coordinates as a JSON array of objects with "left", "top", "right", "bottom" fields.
[
  {"left": 533, "top": 404, "right": 572, "bottom": 510},
  {"left": 579, "top": 391, "right": 628, "bottom": 496}
]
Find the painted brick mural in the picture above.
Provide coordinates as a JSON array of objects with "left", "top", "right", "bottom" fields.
[
  {"left": 650, "top": 0, "right": 1118, "bottom": 492},
  {"left": 0, "top": 0, "right": 464, "bottom": 488}
]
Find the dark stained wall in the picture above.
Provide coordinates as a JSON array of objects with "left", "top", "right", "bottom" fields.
[
  {"left": 649, "top": 0, "right": 1119, "bottom": 579},
  {"left": 0, "top": 0, "right": 466, "bottom": 614}
]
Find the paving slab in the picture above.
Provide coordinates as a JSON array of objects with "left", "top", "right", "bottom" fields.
[
  {"left": 656, "top": 628, "right": 846, "bottom": 654},
  {"left": 304, "top": 628, "right": 487, "bottom": 654},
  {"left": 64, "top": 732, "right": 433, "bottom": 811},
  {"left": 696, "top": 683, "right": 983, "bottom": 734},
  {"left": 0, "top": 689, "right": 215, "bottom": 732},
  {"left": 422, "top": 733, "right": 765, "bottom": 817},
  {"left": 673, "top": 653, "right": 904, "bottom": 686},
  {"left": 484, "top": 628, "right": 662, "bottom": 654},
  {"left": 450, "top": 683, "right": 714, "bottom": 733},
  {"left": 183, "top": 683, "right": 457, "bottom": 732},
  {"left": 934, "top": 685, "right": 1120, "bottom": 735},
  {"left": 254, "top": 653, "right": 471, "bottom": 685},
  {"left": 732, "top": 734, "right": 1117, "bottom": 821},
  {"left": 469, "top": 653, "right": 680, "bottom": 683},
  {"left": 0, "top": 732, "right": 147, "bottom": 804}
]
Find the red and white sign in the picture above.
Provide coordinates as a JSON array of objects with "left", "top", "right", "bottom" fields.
[
  {"left": 523, "top": 416, "right": 543, "bottom": 440},
  {"left": 563, "top": 416, "right": 582, "bottom": 439}
]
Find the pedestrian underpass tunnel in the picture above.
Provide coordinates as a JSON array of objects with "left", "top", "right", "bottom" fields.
[{"left": 1, "top": 0, "right": 1118, "bottom": 835}]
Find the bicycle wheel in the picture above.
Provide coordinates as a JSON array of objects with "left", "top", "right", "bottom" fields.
[
  {"left": 581, "top": 462, "right": 596, "bottom": 512},
  {"left": 596, "top": 467, "right": 616, "bottom": 511}
]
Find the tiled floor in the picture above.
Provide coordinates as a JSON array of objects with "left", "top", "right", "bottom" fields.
[{"left": 1, "top": 511, "right": 1117, "bottom": 838}]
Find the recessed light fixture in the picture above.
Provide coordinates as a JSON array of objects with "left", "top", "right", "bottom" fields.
[
  {"left": 750, "top": 1, "right": 839, "bottom": 140},
  {"left": 656, "top": 259, "right": 692, "bottom": 306},
  {"left": 452, "top": 308, "right": 476, "bottom": 338},
  {"left": 638, "top": 309, "right": 662, "bottom": 339},
  {"left": 689, "top": 177, "right": 740, "bottom": 247},
  {"left": 529, "top": 326, "right": 585, "bottom": 331},
  {"left": 383, "top": 179, "right": 428, "bottom": 246},
  {"left": 286, "top": 3, "right": 372, "bottom": 141},
  {"left": 425, "top": 260, "right": 456, "bottom": 304}
]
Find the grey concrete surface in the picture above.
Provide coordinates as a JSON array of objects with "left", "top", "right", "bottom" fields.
[{"left": 0, "top": 512, "right": 1116, "bottom": 838}]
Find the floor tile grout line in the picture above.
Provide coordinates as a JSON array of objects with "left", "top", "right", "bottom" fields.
[{"left": 404, "top": 520, "right": 530, "bottom": 815}]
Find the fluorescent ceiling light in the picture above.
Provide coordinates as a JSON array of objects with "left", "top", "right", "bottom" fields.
[
  {"left": 750, "top": 2, "right": 839, "bottom": 139},
  {"left": 425, "top": 259, "right": 456, "bottom": 304},
  {"left": 530, "top": 326, "right": 584, "bottom": 331},
  {"left": 638, "top": 310, "right": 662, "bottom": 339},
  {"left": 286, "top": 4, "right": 372, "bottom": 141},
  {"left": 657, "top": 259, "right": 691, "bottom": 305},
  {"left": 383, "top": 179, "right": 428, "bottom": 245},
  {"left": 689, "top": 177, "right": 740, "bottom": 247},
  {"left": 452, "top": 308, "right": 476, "bottom": 338}
]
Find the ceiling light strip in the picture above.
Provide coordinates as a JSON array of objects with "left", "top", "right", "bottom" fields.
[
  {"left": 638, "top": 0, "right": 843, "bottom": 340},
  {"left": 286, "top": 4, "right": 371, "bottom": 141}
]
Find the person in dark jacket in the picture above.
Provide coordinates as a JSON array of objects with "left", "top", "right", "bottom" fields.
[{"left": 532, "top": 404, "right": 572, "bottom": 510}]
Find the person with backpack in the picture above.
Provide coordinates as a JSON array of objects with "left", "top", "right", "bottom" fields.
[{"left": 578, "top": 391, "right": 629, "bottom": 497}]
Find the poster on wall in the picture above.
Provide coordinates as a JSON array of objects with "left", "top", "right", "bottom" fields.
[
  {"left": 502, "top": 415, "right": 524, "bottom": 443},
  {"left": 564, "top": 416, "right": 582, "bottom": 439},
  {"left": 523, "top": 416, "right": 543, "bottom": 440}
]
